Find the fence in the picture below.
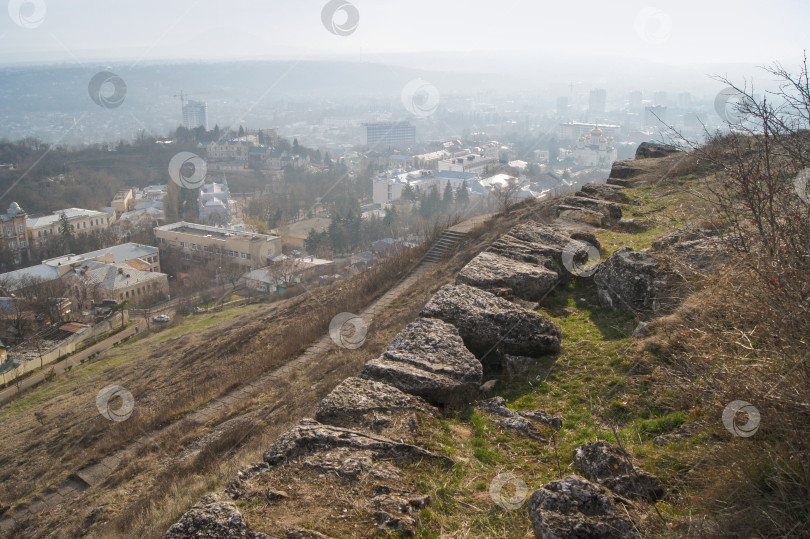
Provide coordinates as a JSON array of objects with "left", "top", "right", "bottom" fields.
[{"left": 0, "top": 319, "right": 142, "bottom": 389}]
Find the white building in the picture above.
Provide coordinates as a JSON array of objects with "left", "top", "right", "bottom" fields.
[
  {"left": 26, "top": 208, "right": 110, "bottom": 246},
  {"left": 183, "top": 100, "right": 209, "bottom": 130},
  {"left": 558, "top": 121, "right": 621, "bottom": 140},
  {"left": 572, "top": 126, "right": 618, "bottom": 168},
  {"left": 199, "top": 179, "right": 233, "bottom": 224}
]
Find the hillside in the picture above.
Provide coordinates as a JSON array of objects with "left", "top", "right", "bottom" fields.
[
  {"left": 1, "top": 142, "right": 807, "bottom": 538},
  {"left": 160, "top": 143, "right": 809, "bottom": 538}
]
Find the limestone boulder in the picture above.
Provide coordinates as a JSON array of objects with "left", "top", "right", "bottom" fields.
[
  {"left": 578, "top": 183, "right": 633, "bottom": 204},
  {"left": 593, "top": 247, "right": 666, "bottom": 312},
  {"left": 556, "top": 196, "right": 623, "bottom": 222},
  {"left": 573, "top": 441, "right": 663, "bottom": 501},
  {"left": 528, "top": 476, "right": 637, "bottom": 539},
  {"left": 608, "top": 160, "right": 644, "bottom": 180},
  {"left": 555, "top": 205, "right": 606, "bottom": 227},
  {"left": 164, "top": 495, "right": 268, "bottom": 539},
  {"left": 635, "top": 142, "right": 681, "bottom": 159},
  {"left": 420, "top": 284, "right": 561, "bottom": 362},
  {"left": 487, "top": 221, "right": 600, "bottom": 276},
  {"left": 456, "top": 251, "right": 560, "bottom": 301},
  {"left": 315, "top": 377, "right": 438, "bottom": 430},
  {"left": 360, "top": 317, "right": 482, "bottom": 405}
]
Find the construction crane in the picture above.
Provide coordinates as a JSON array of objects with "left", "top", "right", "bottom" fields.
[{"left": 173, "top": 90, "right": 206, "bottom": 109}]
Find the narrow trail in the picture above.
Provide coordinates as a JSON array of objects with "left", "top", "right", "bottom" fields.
[{"left": 0, "top": 216, "right": 487, "bottom": 534}]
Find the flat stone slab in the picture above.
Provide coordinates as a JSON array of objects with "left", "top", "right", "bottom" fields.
[
  {"left": 487, "top": 221, "right": 600, "bottom": 276},
  {"left": 315, "top": 377, "right": 438, "bottom": 428},
  {"left": 456, "top": 251, "right": 560, "bottom": 301},
  {"left": 577, "top": 183, "right": 633, "bottom": 204},
  {"left": 262, "top": 419, "right": 454, "bottom": 468}
]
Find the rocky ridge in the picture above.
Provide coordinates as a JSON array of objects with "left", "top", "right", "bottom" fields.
[{"left": 165, "top": 155, "right": 676, "bottom": 538}]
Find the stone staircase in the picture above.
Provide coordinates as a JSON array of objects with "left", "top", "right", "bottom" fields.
[{"left": 422, "top": 229, "right": 467, "bottom": 264}]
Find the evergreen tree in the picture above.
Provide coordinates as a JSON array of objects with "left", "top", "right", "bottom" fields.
[
  {"left": 456, "top": 179, "right": 470, "bottom": 207},
  {"left": 419, "top": 184, "right": 441, "bottom": 218},
  {"left": 58, "top": 213, "right": 72, "bottom": 237},
  {"left": 442, "top": 180, "right": 454, "bottom": 211},
  {"left": 402, "top": 183, "right": 416, "bottom": 201}
]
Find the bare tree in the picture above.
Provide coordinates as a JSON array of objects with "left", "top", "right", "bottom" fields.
[
  {"left": 267, "top": 257, "right": 303, "bottom": 290},
  {"left": 491, "top": 176, "right": 522, "bottom": 212}
]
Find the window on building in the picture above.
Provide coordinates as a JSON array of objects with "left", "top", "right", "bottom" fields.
[
  {"left": 17, "top": 224, "right": 23, "bottom": 233},
  {"left": 20, "top": 240, "right": 26, "bottom": 247}
]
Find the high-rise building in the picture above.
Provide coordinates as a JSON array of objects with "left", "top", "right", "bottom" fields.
[
  {"left": 653, "top": 92, "right": 668, "bottom": 107},
  {"left": 361, "top": 122, "right": 416, "bottom": 148},
  {"left": 588, "top": 88, "right": 607, "bottom": 117},
  {"left": 183, "top": 100, "right": 209, "bottom": 130}
]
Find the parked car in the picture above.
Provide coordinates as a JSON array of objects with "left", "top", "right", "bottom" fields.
[{"left": 152, "top": 314, "right": 170, "bottom": 323}]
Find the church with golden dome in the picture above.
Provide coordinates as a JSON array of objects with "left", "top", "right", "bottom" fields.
[{"left": 572, "top": 125, "right": 618, "bottom": 167}]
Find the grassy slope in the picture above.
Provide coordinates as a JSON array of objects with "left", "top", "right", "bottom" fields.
[
  {"left": 403, "top": 154, "right": 723, "bottom": 538},
  {"left": 0, "top": 154, "right": 728, "bottom": 537}
]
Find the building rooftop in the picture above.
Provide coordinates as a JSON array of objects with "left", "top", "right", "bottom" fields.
[
  {"left": 155, "top": 221, "right": 279, "bottom": 242},
  {"left": 0, "top": 265, "right": 61, "bottom": 289},
  {"left": 1, "top": 201, "right": 26, "bottom": 221},
  {"left": 43, "top": 243, "right": 158, "bottom": 267},
  {"left": 27, "top": 208, "right": 107, "bottom": 229},
  {"left": 72, "top": 261, "right": 163, "bottom": 292}
]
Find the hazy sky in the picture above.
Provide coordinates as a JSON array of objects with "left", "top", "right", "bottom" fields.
[{"left": 0, "top": 0, "right": 807, "bottom": 68}]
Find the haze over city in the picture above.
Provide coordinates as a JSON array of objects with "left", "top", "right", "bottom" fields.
[{"left": 0, "top": 1, "right": 808, "bottom": 538}]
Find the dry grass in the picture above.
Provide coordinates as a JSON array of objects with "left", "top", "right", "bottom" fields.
[
  {"left": 0, "top": 205, "right": 547, "bottom": 537},
  {"left": 0, "top": 244, "right": 427, "bottom": 531}
]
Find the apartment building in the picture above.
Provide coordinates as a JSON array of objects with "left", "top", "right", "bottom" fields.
[
  {"left": 110, "top": 189, "right": 134, "bottom": 213},
  {"left": 154, "top": 222, "right": 282, "bottom": 271},
  {"left": 26, "top": 208, "right": 110, "bottom": 246},
  {"left": 361, "top": 122, "right": 416, "bottom": 147},
  {"left": 1, "top": 202, "right": 29, "bottom": 265},
  {"left": 0, "top": 243, "right": 167, "bottom": 308},
  {"left": 205, "top": 140, "right": 251, "bottom": 162}
]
